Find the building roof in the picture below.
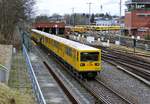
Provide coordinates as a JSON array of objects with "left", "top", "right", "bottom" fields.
[
  {"left": 33, "top": 22, "right": 65, "bottom": 28},
  {"left": 126, "top": 0, "right": 150, "bottom": 5},
  {"left": 32, "top": 29, "right": 99, "bottom": 51}
]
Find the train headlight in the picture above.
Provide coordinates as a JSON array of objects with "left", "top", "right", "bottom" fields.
[
  {"left": 80, "top": 63, "right": 85, "bottom": 66},
  {"left": 95, "top": 63, "right": 100, "bottom": 66}
]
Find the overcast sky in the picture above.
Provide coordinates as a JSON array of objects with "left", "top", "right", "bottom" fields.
[{"left": 34, "top": 0, "right": 127, "bottom": 16}]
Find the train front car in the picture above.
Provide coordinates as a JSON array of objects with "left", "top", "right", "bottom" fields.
[{"left": 78, "top": 49, "right": 101, "bottom": 79}]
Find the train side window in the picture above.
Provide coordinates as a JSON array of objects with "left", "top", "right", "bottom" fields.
[
  {"left": 66, "top": 47, "right": 72, "bottom": 56},
  {"left": 48, "top": 38, "right": 50, "bottom": 43},
  {"left": 53, "top": 40, "right": 55, "bottom": 46},
  {"left": 69, "top": 48, "right": 72, "bottom": 56},
  {"left": 44, "top": 37, "right": 46, "bottom": 43},
  {"left": 73, "top": 50, "right": 76, "bottom": 60},
  {"left": 54, "top": 41, "right": 59, "bottom": 48},
  {"left": 45, "top": 37, "right": 47, "bottom": 43},
  {"left": 77, "top": 52, "right": 78, "bottom": 61},
  {"left": 41, "top": 37, "right": 43, "bottom": 43},
  {"left": 65, "top": 47, "right": 68, "bottom": 55},
  {"left": 45, "top": 38, "right": 46, "bottom": 42}
]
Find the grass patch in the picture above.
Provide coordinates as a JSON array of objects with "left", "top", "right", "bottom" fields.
[
  {"left": 0, "top": 83, "right": 34, "bottom": 104},
  {"left": 8, "top": 51, "right": 36, "bottom": 103}
]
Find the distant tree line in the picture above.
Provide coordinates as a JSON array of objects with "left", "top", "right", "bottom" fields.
[
  {"left": 0, "top": 0, "right": 34, "bottom": 45},
  {"left": 35, "top": 12, "right": 114, "bottom": 26}
]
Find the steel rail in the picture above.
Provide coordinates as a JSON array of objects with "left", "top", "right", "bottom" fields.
[
  {"left": 102, "top": 53, "right": 150, "bottom": 70},
  {"left": 102, "top": 57, "right": 150, "bottom": 87},
  {"left": 95, "top": 78, "right": 133, "bottom": 104}
]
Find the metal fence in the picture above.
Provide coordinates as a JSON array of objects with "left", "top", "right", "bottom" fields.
[
  {"left": 22, "top": 44, "right": 46, "bottom": 104},
  {"left": 21, "top": 30, "right": 32, "bottom": 51}
]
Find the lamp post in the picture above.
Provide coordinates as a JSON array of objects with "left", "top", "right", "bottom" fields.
[
  {"left": 71, "top": 8, "right": 75, "bottom": 35},
  {"left": 55, "top": 24, "right": 58, "bottom": 35},
  {"left": 87, "top": 2, "right": 92, "bottom": 26},
  {"left": 131, "top": 36, "right": 140, "bottom": 53},
  {"left": 72, "top": 8, "right": 75, "bottom": 27},
  {"left": 119, "top": 0, "right": 122, "bottom": 44},
  {"left": 99, "top": 0, "right": 102, "bottom": 12}
]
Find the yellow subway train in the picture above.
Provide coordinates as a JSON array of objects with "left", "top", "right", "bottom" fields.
[
  {"left": 69, "top": 25, "right": 121, "bottom": 33},
  {"left": 71, "top": 26, "right": 87, "bottom": 33},
  {"left": 31, "top": 29, "right": 102, "bottom": 78},
  {"left": 94, "top": 26, "right": 121, "bottom": 31}
]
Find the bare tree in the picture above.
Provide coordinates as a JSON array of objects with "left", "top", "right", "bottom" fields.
[{"left": 0, "top": 0, "right": 35, "bottom": 45}]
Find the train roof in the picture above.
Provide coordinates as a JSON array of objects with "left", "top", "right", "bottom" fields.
[{"left": 32, "top": 29, "right": 99, "bottom": 51}]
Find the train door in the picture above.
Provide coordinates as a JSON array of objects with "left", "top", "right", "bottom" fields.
[{"left": 76, "top": 51, "right": 79, "bottom": 70}]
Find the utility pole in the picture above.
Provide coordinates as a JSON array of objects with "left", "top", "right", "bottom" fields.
[
  {"left": 99, "top": 0, "right": 102, "bottom": 12},
  {"left": 119, "top": 0, "right": 122, "bottom": 44},
  {"left": 72, "top": 8, "right": 75, "bottom": 34},
  {"left": 120, "top": 0, "right": 122, "bottom": 26},
  {"left": 72, "top": 7, "right": 75, "bottom": 26},
  {"left": 87, "top": 2, "right": 92, "bottom": 26}
]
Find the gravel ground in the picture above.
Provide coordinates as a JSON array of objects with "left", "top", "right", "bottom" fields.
[{"left": 98, "top": 61, "right": 150, "bottom": 104}]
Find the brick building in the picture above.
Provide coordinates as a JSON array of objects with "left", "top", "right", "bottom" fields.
[{"left": 125, "top": 0, "right": 150, "bottom": 38}]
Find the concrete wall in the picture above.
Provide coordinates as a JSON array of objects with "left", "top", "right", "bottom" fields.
[
  {"left": 0, "top": 68, "right": 7, "bottom": 83},
  {"left": 0, "top": 45, "right": 12, "bottom": 84}
]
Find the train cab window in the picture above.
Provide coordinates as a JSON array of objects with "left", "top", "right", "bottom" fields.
[{"left": 80, "top": 52, "right": 99, "bottom": 62}]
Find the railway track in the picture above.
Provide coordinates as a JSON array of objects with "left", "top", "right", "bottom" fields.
[
  {"left": 109, "top": 48, "right": 150, "bottom": 58},
  {"left": 104, "top": 49, "right": 150, "bottom": 67},
  {"left": 93, "top": 45, "right": 150, "bottom": 88},
  {"left": 54, "top": 54, "right": 133, "bottom": 104},
  {"left": 102, "top": 50, "right": 150, "bottom": 81},
  {"left": 33, "top": 43, "right": 134, "bottom": 104},
  {"left": 91, "top": 45, "right": 150, "bottom": 84},
  {"left": 102, "top": 52, "right": 150, "bottom": 71},
  {"left": 87, "top": 43, "right": 150, "bottom": 73},
  {"left": 84, "top": 79, "right": 133, "bottom": 104}
]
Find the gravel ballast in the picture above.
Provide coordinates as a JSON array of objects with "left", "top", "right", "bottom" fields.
[{"left": 99, "top": 61, "right": 150, "bottom": 104}]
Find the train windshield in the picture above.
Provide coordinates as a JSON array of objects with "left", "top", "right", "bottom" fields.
[{"left": 80, "top": 52, "right": 99, "bottom": 62}]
